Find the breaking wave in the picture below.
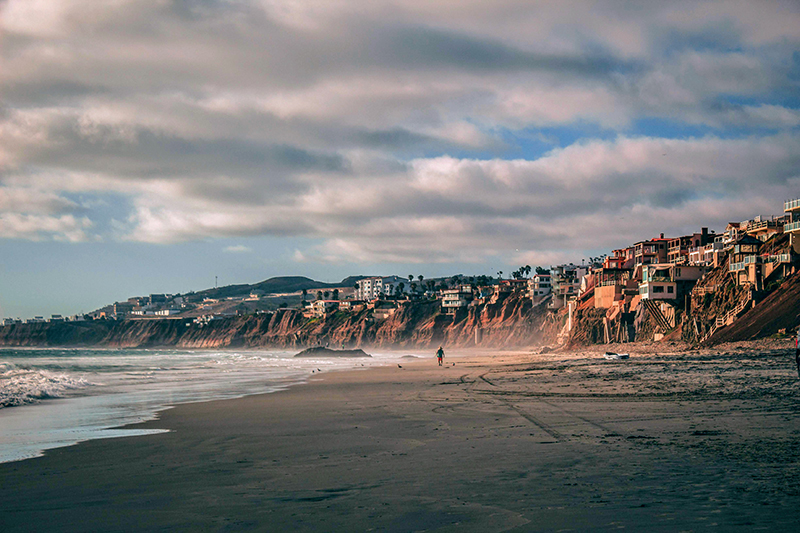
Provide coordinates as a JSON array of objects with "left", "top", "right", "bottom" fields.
[{"left": 0, "top": 362, "right": 90, "bottom": 408}]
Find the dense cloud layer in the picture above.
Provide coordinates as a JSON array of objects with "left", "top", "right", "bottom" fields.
[{"left": 1, "top": 0, "right": 799, "bottom": 263}]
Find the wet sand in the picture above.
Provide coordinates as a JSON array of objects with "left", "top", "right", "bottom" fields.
[{"left": 2, "top": 342, "right": 800, "bottom": 532}]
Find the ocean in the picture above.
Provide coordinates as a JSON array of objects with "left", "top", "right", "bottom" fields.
[{"left": 0, "top": 347, "right": 407, "bottom": 464}]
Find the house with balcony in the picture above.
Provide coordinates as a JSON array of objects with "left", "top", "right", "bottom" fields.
[
  {"left": 633, "top": 234, "right": 671, "bottom": 267},
  {"left": 689, "top": 240, "right": 725, "bottom": 267},
  {"left": 594, "top": 257, "right": 636, "bottom": 309},
  {"left": 667, "top": 228, "right": 714, "bottom": 264},
  {"left": 639, "top": 263, "right": 707, "bottom": 301},
  {"left": 784, "top": 197, "right": 800, "bottom": 253},
  {"left": 743, "top": 215, "right": 785, "bottom": 242},
  {"left": 728, "top": 235, "right": 763, "bottom": 288},
  {"left": 441, "top": 286, "right": 474, "bottom": 314},
  {"left": 310, "top": 299, "right": 339, "bottom": 317},
  {"left": 499, "top": 279, "right": 528, "bottom": 292},
  {"left": 716, "top": 222, "right": 743, "bottom": 249},
  {"left": 527, "top": 274, "right": 551, "bottom": 304},
  {"left": 548, "top": 264, "right": 588, "bottom": 309}
]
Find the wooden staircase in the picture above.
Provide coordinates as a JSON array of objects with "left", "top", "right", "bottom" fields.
[{"left": 697, "top": 290, "right": 753, "bottom": 344}]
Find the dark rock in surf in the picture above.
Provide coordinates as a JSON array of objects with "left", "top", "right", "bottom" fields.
[{"left": 294, "top": 347, "right": 372, "bottom": 358}]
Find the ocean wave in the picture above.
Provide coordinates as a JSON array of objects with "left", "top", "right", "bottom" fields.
[{"left": 0, "top": 362, "right": 90, "bottom": 408}]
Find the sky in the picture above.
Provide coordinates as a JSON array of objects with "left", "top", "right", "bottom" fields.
[{"left": 1, "top": 0, "right": 799, "bottom": 318}]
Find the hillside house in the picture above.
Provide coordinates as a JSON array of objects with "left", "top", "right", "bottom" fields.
[
  {"left": 527, "top": 274, "right": 551, "bottom": 304},
  {"left": 311, "top": 300, "right": 338, "bottom": 317},
  {"left": 743, "top": 215, "right": 785, "bottom": 242},
  {"left": 689, "top": 240, "right": 725, "bottom": 267},
  {"left": 633, "top": 235, "right": 670, "bottom": 267},
  {"left": 784, "top": 197, "right": 800, "bottom": 253},
  {"left": 594, "top": 257, "right": 636, "bottom": 309},
  {"left": 442, "top": 286, "right": 474, "bottom": 314},
  {"left": 639, "top": 263, "right": 707, "bottom": 301},
  {"left": 728, "top": 235, "right": 763, "bottom": 288},
  {"left": 548, "top": 264, "right": 588, "bottom": 309},
  {"left": 667, "top": 228, "right": 714, "bottom": 264}
]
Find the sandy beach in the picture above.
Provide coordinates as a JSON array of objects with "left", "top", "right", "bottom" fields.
[{"left": 2, "top": 342, "right": 800, "bottom": 532}]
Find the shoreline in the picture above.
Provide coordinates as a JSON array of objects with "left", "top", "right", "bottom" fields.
[{"left": 2, "top": 341, "right": 800, "bottom": 531}]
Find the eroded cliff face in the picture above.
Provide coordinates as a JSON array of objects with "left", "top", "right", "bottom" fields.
[{"left": 0, "top": 292, "right": 561, "bottom": 349}]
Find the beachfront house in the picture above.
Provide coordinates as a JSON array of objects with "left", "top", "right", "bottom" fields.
[
  {"left": 311, "top": 299, "right": 338, "bottom": 317},
  {"left": 639, "top": 263, "right": 707, "bottom": 301},
  {"left": 633, "top": 235, "right": 671, "bottom": 267},
  {"left": 441, "top": 286, "right": 474, "bottom": 314},
  {"left": 784, "top": 197, "right": 800, "bottom": 253},
  {"left": 548, "top": 264, "right": 587, "bottom": 310},
  {"left": 743, "top": 215, "right": 785, "bottom": 242},
  {"left": 594, "top": 254, "right": 636, "bottom": 309},
  {"left": 728, "top": 234, "right": 763, "bottom": 288},
  {"left": 527, "top": 274, "right": 551, "bottom": 304},
  {"left": 667, "top": 228, "right": 714, "bottom": 265}
]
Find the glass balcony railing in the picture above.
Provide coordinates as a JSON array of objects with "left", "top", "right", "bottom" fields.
[
  {"left": 729, "top": 261, "right": 746, "bottom": 272},
  {"left": 768, "top": 253, "right": 792, "bottom": 264},
  {"left": 785, "top": 198, "right": 800, "bottom": 212},
  {"left": 784, "top": 221, "right": 800, "bottom": 232}
]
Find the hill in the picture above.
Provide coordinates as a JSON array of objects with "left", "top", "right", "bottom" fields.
[{"left": 190, "top": 276, "right": 367, "bottom": 301}]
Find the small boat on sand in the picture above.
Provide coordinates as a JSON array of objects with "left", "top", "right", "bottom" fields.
[{"left": 603, "top": 352, "right": 629, "bottom": 360}]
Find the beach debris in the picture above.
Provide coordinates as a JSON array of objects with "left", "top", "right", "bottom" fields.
[
  {"left": 603, "top": 352, "right": 630, "bottom": 360},
  {"left": 397, "top": 364, "right": 403, "bottom": 369}
]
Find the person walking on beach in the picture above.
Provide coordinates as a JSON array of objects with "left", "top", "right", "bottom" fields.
[{"left": 436, "top": 346, "right": 444, "bottom": 366}]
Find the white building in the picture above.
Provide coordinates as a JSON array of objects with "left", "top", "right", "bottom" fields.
[
  {"left": 441, "top": 286, "right": 474, "bottom": 313},
  {"left": 527, "top": 274, "right": 551, "bottom": 303},
  {"left": 155, "top": 309, "right": 181, "bottom": 316},
  {"left": 548, "top": 264, "right": 587, "bottom": 309},
  {"left": 354, "top": 276, "right": 410, "bottom": 300},
  {"left": 311, "top": 300, "right": 338, "bottom": 317}
]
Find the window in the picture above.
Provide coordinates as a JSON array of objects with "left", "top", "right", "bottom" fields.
[
  {"left": 667, "top": 286, "right": 674, "bottom": 293},
  {"left": 653, "top": 286, "right": 665, "bottom": 293}
]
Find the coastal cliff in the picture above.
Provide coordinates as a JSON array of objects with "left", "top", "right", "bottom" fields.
[{"left": 0, "top": 292, "right": 562, "bottom": 349}]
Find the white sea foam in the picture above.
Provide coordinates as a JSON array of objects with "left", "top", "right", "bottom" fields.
[
  {"left": 0, "top": 362, "right": 90, "bottom": 408},
  {"left": 0, "top": 347, "right": 408, "bottom": 464}
]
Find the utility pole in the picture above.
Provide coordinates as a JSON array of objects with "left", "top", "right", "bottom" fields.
[{"left": 215, "top": 276, "right": 218, "bottom": 288}]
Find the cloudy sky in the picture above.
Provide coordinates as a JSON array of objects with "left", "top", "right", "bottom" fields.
[{"left": 1, "top": 0, "right": 799, "bottom": 317}]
